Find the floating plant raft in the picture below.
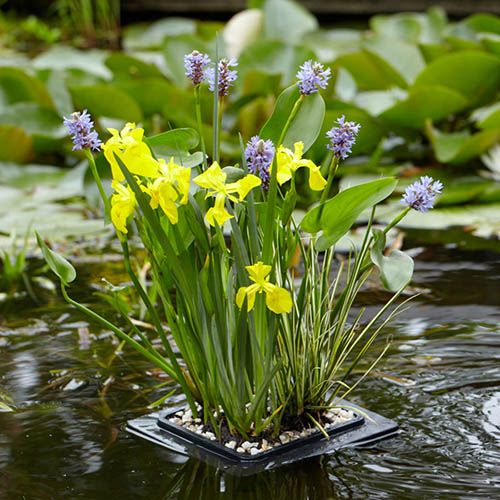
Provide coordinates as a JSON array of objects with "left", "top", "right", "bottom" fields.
[{"left": 126, "top": 402, "right": 399, "bottom": 475}]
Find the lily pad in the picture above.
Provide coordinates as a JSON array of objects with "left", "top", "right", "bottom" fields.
[
  {"left": 0, "top": 125, "right": 33, "bottom": 163},
  {"left": 264, "top": 0, "right": 318, "bottom": 44},
  {"left": 414, "top": 50, "right": 500, "bottom": 107},
  {"left": 379, "top": 86, "right": 468, "bottom": 128},
  {"left": 70, "top": 84, "right": 143, "bottom": 122}
]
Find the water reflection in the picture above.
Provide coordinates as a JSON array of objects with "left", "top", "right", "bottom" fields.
[{"left": 0, "top": 247, "right": 499, "bottom": 497}]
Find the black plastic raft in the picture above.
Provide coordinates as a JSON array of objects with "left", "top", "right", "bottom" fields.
[{"left": 126, "top": 401, "right": 399, "bottom": 475}]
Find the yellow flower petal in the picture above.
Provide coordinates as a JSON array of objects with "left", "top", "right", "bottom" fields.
[
  {"left": 246, "top": 261, "right": 272, "bottom": 285},
  {"left": 305, "top": 163, "right": 327, "bottom": 191},
  {"left": 110, "top": 182, "right": 136, "bottom": 233},
  {"left": 206, "top": 192, "right": 232, "bottom": 226},
  {"left": 236, "top": 286, "right": 247, "bottom": 309},
  {"left": 193, "top": 162, "right": 226, "bottom": 191},
  {"left": 276, "top": 146, "right": 293, "bottom": 185},
  {"left": 174, "top": 166, "right": 191, "bottom": 205},
  {"left": 265, "top": 285, "right": 292, "bottom": 314},
  {"left": 236, "top": 284, "right": 259, "bottom": 311},
  {"left": 103, "top": 124, "right": 158, "bottom": 181},
  {"left": 235, "top": 174, "right": 261, "bottom": 199}
]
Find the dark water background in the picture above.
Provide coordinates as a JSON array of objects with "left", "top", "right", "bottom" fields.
[{"left": 1, "top": 244, "right": 499, "bottom": 499}]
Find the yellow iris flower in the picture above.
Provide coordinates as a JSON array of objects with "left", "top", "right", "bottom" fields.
[
  {"left": 193, "top": 162, "right": 261, "bottom": 226},
  {"left": 276, "top": 141, "right": 327, "bottom": 191},
  {"left": 111, "top": 181, "right": 136, "bottom": 234},
  {"left": 236, "top": 262, "right": 292, "bottom": 314},
  {"left": 141, "top": 158, "right": 191, "bottom": 225},
  {"left": 102, "top": 123, "right": 159, "bottom": 182}
]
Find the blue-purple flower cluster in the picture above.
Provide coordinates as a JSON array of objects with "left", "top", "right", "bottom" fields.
[
  {"left": 206, "top": 58, "right": 238, "bottom": 97},
  {"left": 296, "top": 60, "right": 331, "bottom": 95},
  {"left": 245, "top": 136, "right": 275, "bottom": 191},
  {"left": 326, "top": 115, "right": 361, "bottom": 159},
  {"left": 184, "top": 50, "right": 211, "bottom": 86},
  {"left": 401, "top": 176, "right": 443, "bottom": 212},
  {"left": 63, "top": 110, "right": 101, "bottom": 151}
]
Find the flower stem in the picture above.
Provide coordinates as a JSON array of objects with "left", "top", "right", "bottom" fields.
[
  {"left": 383, "top": 206, "right": 411, "bottom": 235},
  {"left": 85, "top": 150, "right": 110, "bottom": 220},
  {"left": 319, "top": 154, "right": 339, "bottom": 206},
  {"left": 194, "top": 85, "right": 207, "bottom": 170}
]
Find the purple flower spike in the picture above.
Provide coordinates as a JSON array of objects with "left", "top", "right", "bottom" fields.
[
  {"left": 326, "top": 115, "right": 361, "bottom": 160},
  {"left": 63, "top": 109, "right": 102, "bottom": 151},
  {"left": 206, "top": 58, "right": 238, "bottom": 97},
  {"left": 296, "top": 60, "right": 331, "bottom": 95},
  {"left": 184, "top": 50, "right": 211, "bottom": 86},
  {"left": 401, "top": 176, "right": 444, "bottom": 212},
  {"left": 245, "top": 136, "right": 275, "bottom": 191}
]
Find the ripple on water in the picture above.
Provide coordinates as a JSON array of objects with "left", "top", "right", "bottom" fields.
[{"left": 0, "top": 247, "right": 499, "bottom": 497}]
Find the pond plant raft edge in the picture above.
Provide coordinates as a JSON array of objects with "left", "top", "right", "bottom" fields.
[{"left": 126, "top": 401, "right": 398, "bottom": 472}]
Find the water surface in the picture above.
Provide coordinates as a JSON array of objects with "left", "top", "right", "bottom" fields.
[{"left": 1, "top": 246, "right": 499, "bottom": 498}]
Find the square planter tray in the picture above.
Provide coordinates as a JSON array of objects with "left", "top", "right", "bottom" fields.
[
  {"left": 156, "top": 408, "right": 365, "bottom": 463},
  {"left": 126, "top": 401, "right": 399, "bottom": 475}
]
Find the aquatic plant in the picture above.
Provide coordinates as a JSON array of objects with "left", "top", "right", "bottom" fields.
[{"left": 40, "top": 55, "right": 442, "bottom": 440}]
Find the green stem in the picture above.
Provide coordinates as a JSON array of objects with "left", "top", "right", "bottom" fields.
[
  {"left": 85, "top": 150, "right": 110, "bottom": 220},
  {"left": 216, "top": 97, "right": 223, "bottom": 163},
  {"left": 319, "top": 155, "right": 339, "bottom": 206},
  {"left": 194, "top": 85, "right": 207, "bottom": 170},
  {"left": 262, "top": 94, "right": 304, "bottom": 264},
  {"left": 383, "top": 206, "right": 411, "bottom": 235},
  {"left": 120, "top": 238, "right": 197, "bottom": 412},
  {"left": 60, "top": 283, "right": 177, "bottom": 378},
  {"left": 358, "top": 206, "right": 411, "bottom": 276}
]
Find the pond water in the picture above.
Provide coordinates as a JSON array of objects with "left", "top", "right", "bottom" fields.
[{"left": 1, "top": 244, "right": 499, "bottom": 498}]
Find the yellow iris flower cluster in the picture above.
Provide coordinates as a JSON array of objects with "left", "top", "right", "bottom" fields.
[
  {"left": 193, "top": 162, "right": 261, "bottom": 226},
  {"left": 236, "top": 262, "right": 292, "bottom": 314},
  {"left": 276, "top": 141, "right": 327, "bottom": 191},
  {"left": 102, "top": 123, "right": 191, "bottom": 233},
  {"left": 102, "top": 126, "right": 325, "bottom": 316}
]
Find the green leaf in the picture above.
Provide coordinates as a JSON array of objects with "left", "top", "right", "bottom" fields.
[
  {"left": 370, "top": 229, "right": 414, "bottom": 291},
  {"left": 260, "top": 85, "right": 325, "bottom": 151},
  {"left": 116, "top": 78, "right": 173, "bottom": 116},
  {"left": 0, "top": 67, "right": 52, "bottom": 106},
  {"left": 363, "top": 34, "right": 426, "bottom": 85},
  {"left": 33, "top": 47, "right": 112, "bottom": 80},
  {"left": 0, "top": 102, "right": 66, "bottom": 139},
  {"left": 36, "top": 232, "right": 76, "bottom": 285},
  {"left": 147, "top": 128, "right": 199, "bottom": 156},
  {"left": 70, "top": 84, "right": 143, "bottom": 122},
  {"left": 465, "top": 13, "right": 500, "bottom": 35},
  {"left": 379, "top": 85, "right": 468, "bottom": 128},
  {"left": 414, "top": 50, "right": 500, "bottom": 107},
  {"left": 122, "top": 18, "right": 197, "bottom": 50},
  {"left": 45, "top": 70, "right": 73, "bottom": 117},
  {"left": 336, "top": 51, "right": 407, "bottom": 90},
  {"left": 237, "top": 40, "right": 315, "bottom": 87},
  {"left": 105, "top": 53, "right": 164, "bottom": 79},
  {"left": 472, "top": 102, "right": 500, "bottom": 130},
  {"left": 429, "top": 126, "right": 500, "bottom": 164},
  {"left": 301, "top": 178, "right": 398, "bottom": 250},
  {"left": 263, "top": 0, "right": 318, "bottom": 44},
  {"left": 354, "top": 89, "right": 407, "bottom": 116},
  {"left": 0, "top": 125, "right": 33, "bottom": 162}
]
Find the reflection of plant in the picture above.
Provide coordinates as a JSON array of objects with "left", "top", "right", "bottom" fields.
[
  {"left": 42, "top": 53, "right": 441, "bottom": 442},
  {"left": 0, "top": 230, "right": 30, "bottom": 297}
]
